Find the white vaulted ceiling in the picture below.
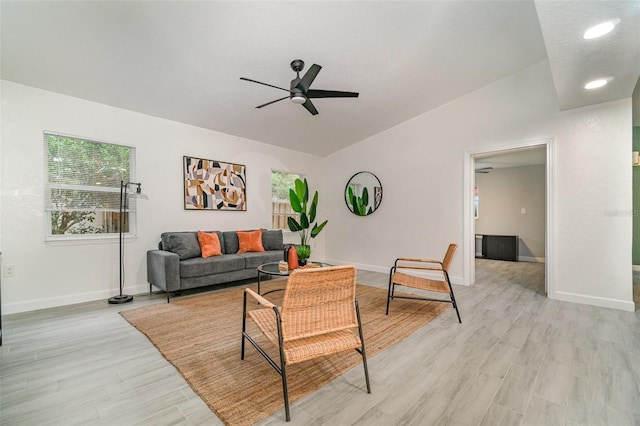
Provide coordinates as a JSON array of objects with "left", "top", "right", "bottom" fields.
[
  {"left": 535, "top": 0, "right": 640, "bottom": 111},
  {"left": 1, "top": 1, "right": 638, "bottom": 156}
]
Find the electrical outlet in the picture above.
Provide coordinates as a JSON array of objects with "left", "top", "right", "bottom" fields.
[
  {"left": 521, "top": 208, "right": 526, "bottom": 214},
  {"left": 4, "top": 264, "right": 16, "bottom": 278}
]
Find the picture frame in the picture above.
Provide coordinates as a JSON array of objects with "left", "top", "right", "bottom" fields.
[{"left": 183, "top": 156, "right": 246, "bottom": 211}]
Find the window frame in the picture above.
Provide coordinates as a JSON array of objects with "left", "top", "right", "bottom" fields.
[
  {"left": 271, "top": 170, "right": 304, "bottom": 232},
  {"left": 43, "top": 131, "right": 138, "bottom": 243}
]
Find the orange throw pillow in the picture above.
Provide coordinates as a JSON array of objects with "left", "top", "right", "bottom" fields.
[
  {"left": 237, "top": 229, "right": 265, "bottom": 253},
  {"left": 197, "top": 231, "right": 222, "bottom": 258}
]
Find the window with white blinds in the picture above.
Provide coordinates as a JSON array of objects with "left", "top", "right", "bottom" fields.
[{"left": 44, "top": 132, "right": 136, "bottom": 240}]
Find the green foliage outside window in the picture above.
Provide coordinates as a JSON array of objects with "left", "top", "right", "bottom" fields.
[
  {"left": 271, "top": 170, "right": 301, "bottom": 201},
  {"left": 46, "top": 134, "right": 133, "bottom": 236},
  {"left": 271, "top": 171, "right": 303, "bottom": 230}
]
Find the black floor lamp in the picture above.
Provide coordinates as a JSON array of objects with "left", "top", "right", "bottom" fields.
[{"left": 108, "top": 180, "right": 142, "bottom": 304}]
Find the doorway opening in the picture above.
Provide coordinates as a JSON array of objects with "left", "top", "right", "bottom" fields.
[{"left": 463, "top": 139, "right": 554, "bottom": 296}]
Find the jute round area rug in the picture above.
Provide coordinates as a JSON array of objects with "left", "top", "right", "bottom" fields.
[{"left": 120, "top": 281, "right": 449, "bottom": 426}]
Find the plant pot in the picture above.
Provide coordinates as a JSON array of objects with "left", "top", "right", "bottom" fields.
[
  {"left": 295, "top": 244, "right": 311, "bottom": 264},
  {"left": 298, "top": 259, "right": 307, "bottom": 267}
]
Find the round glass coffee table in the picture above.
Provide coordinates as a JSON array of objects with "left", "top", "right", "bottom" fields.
[{"left": 256, "top": 261, "right": 326, "bottom": 295}]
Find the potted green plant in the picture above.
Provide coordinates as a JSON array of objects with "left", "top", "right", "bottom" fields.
[{"left": 287, "top": 178, "right": 328, "bottom": 265}]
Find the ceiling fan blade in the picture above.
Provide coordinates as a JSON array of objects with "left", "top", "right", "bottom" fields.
[
  {"left": 240, "top": 77, "right": 291, "bottom": 93},
  {"left": 306, "top": 89, "right": 359, "bottom": 98},
  {"left": 297, "top": 64, "right": 322, "bottom": 92},
  {"left": 302, "top": 98, "right": 318, "bottom": 115},
  {"left": 256, "top": 96, "right": 289, "bottom": 109}
]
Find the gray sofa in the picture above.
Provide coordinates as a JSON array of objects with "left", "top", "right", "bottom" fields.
[{"left": 147, "top": 229, "right": 284, "bottom": 302}]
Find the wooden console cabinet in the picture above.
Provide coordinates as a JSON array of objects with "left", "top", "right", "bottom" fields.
[{"left": 480, "top": 235, "right": 519, "bottom": 262}]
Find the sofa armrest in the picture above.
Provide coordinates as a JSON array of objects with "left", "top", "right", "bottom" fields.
[{"left": 147, "top": 250, "right": 181, "bottom": 293}]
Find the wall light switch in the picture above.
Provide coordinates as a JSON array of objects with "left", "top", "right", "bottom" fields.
[
  {"left": 521, "top": 208, "right": 526, "bottom": 214},
  {"left": 4, "top": 264, "right": 16, "bottom": 278}
]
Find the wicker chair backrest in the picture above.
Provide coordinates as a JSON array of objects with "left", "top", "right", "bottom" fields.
[
  {"left": 442, "top": 243, "right": 458, "bottom": 272},
  {"left": 280, "top": 265, "right": 358, "bottom": 341}
]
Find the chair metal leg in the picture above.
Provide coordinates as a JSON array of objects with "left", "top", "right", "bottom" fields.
[
  {"left": 242, "top": 304, "right": 291, "bottom": 421},
  {"left": 450, "top": 288, "right": 462, "bottom": 323},
  {"left": 355, "top": 299, "right": 371, "bottom": 393},
  {"left": 452, "top": 299, "right": 462, "bottom": 323},
  {"left": 445, "top": 271, "right": 462, "bottom": 323},
  {"left": 241, "top": 291, "right": 247, "bottom": 359},
  {"left": 274, "top": 310, "right": 290, "bottom": 421},
  {"left": 280, "top": 354, "right": 290, "bottom": 421},
  {"left": 386, "top": 267, "right": 396, "bottom": 315}
]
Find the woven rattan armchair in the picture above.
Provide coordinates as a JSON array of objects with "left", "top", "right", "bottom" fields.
[
  {"left": 386, "top": 243, "right": 461, "bottom": 322},
  {"left": 241, "top": 264, "right": 371, "bottom": 422}
]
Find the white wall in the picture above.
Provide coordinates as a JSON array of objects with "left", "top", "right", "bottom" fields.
[
  {"left": 0, "top": 81, "right": 324, "bottom": 314},
  {"left": 2, "top": 58, "right": 635, "bottom": 314},
  {"left": 324, "top": 60, "right": 634, "bottom": 311},
  {"left": 475, "top": 165, "right": 546, "bottom": 261},
  {"left": 554, "top": 99, "right": 632, "bottom": 309}
]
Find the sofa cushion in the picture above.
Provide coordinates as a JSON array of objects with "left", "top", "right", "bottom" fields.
[
  {"left": 180, "top": 254, "right": 246, "bottom": 278},
  {"left": 161, "top": 232, "right": 201, "bottom": 260},
  {"left": 262, "top": 229, "right": 284, "bottom": 251},
  {"left": 240, "top": 250, "right": 284, "bottom": 269}
]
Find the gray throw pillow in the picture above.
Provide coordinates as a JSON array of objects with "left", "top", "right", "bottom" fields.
[
  {"left": 222, "top": 231, "right": 239, "bottom": 254},
  {"left": 262, "top": 229, "right": 284, "bottom": 251},
  {"left": 161, "top": 232, "right": 201, "bottom": 260}
]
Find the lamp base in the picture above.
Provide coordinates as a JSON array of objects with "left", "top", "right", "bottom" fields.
[{"left": 108, "top": 294, "right": 134, "bottom": 304}]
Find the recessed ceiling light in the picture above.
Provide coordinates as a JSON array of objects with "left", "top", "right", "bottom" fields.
[
  {"left": 583, "top": 19, "right": 620, "bottom": 40},
  {"left": 584, "top": 79, "right": 608, "bottom": 90}
]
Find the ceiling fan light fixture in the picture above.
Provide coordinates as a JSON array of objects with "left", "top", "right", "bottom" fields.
[
  {"left": 583, "top": 19, "right": 620, "bottom": 40},
  {"left": 241, "top": 60, "right": 358, "bottom": 115},
  {"left": 291, "top": 94, "right": 306, "bottom": 104}
]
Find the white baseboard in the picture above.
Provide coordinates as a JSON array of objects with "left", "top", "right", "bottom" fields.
[
  {"left": 519, "top": 256, "right": 546, "bottom": 263},
  {"left": 475, "top": 255, "right": 545, "bottom": 263},
  {"left": 323, "top": 258, "right": 466, "bottom": 286},
  {"left": 551, "top": 290, "right": 636, "bottom": 312},
  {"left": 6, "top": 266, "right": 634, "bottom": 315},
  {"left": 3, "top": 284, "right": 150, "bottom": 315}
]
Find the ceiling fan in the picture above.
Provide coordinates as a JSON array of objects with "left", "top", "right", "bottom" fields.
[
  {"left": 240, "top": 59, "right": 359, "bottom": 116},
  {"left": 475, "top": 167, "right": 494, "bottom": 174}
]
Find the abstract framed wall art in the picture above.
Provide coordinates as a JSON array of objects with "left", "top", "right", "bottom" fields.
[{"left": 183, "top": 156, "right": 247, "bottom": 211}]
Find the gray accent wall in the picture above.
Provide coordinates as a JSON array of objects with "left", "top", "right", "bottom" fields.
[
  {"left": 475, "top": 165, "right": 546, "bottom": 261},
  {"left": 633, "top": 126, "right": 640, "bottom": 265}
]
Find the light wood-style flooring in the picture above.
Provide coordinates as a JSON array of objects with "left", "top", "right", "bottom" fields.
[{"left": 1, "top": 260, "right": 639, "bottom": 425}]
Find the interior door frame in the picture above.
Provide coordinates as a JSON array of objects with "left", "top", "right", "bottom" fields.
[{"left": 463, "top": 138, "right": 555, "bottom": 296}]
